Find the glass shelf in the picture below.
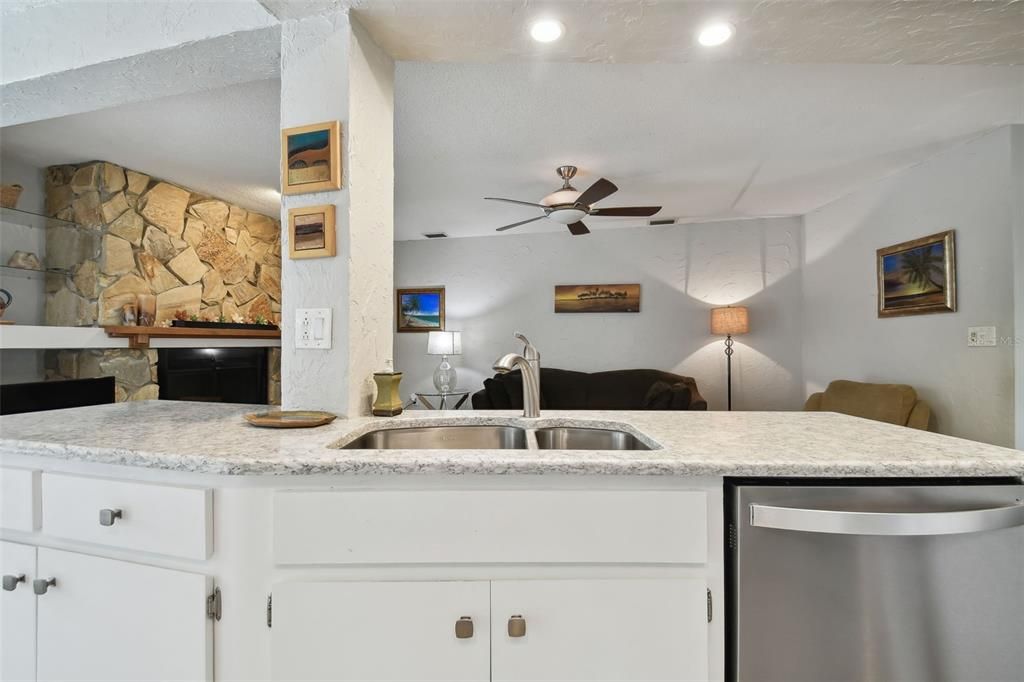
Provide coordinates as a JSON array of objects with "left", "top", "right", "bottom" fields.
[
  {"left": 0, "top": 263, "right": 70, "bottom": 278},
  {"left": 0, "top": 206, "right": 80, "bottom": 230}
]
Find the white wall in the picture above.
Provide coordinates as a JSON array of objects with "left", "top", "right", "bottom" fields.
[
  {"left": 0, "top": 152, "right": 46, "bottom": 383},
  {"left": 396, "top": 218, "right": 804, "bottom": 411},
  {"left": 803, "top": 128, "right": 1016, "bottom": 446},
  {"left": 1013, "top": 125, "right": 1024, "bottom": 448}
]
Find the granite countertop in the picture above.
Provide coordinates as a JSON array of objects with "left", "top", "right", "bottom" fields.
[{"left": 0, "top": 401, "right": 1022, "bottom": 478}]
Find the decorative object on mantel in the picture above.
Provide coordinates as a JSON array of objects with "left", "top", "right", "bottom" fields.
[
  {"left": 372, "top": 360, "right": 404, "bottom": 416},
  {"left": 287, "top": 204, "right": 336, "bottom": 259},
  {"left": 6, "top": 251, "right": 42, "bottom": 270},
  {"left": 0, "top": 184, "right": 23, "bottom": 209},
  {"left": 168, "top": 308, "right": 278, "bottom": 330},
  {"left": 877, "top": 229, "right": 957, "bottom": 317},
  {"left": 121, "top": 303, "right": 137, "bottom": 326},
  {"left": 555, "top": 283, "right": 640, "bottom": 313},
  {"left": 711, "top": 305, "right": 750, "bottom": 411},
  {"left": 136, "top": 294, "right": 156, "bottom": 327},
  {"left": 397, "top": 287, "right": 445, "bottom": 332},
  {"left": 281, "top": 121, "right": 342, "bottom": 195},
  {"left": 244, "top": 410, "right": 337, "bottom": 428},
  {"left": 427, "top": 330, "right": 462, "bottom": 392},
  {"left": 0, "top": 288, "right": 12, "bottom": 320}
]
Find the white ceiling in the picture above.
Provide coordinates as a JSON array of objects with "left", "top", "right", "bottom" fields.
[
  {"left": 394, "top": 62, "right": 1024, "bottom": 239},
  {"left": 0, "top": 79, "right": 282, "bottom": 215}
]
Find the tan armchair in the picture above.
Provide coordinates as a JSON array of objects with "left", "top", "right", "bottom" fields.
[{"left": 804, "top": 380, "right": 932, "bottom": 430}]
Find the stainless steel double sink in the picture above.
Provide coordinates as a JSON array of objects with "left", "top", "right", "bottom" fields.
[{"left": 340, "top": 424, "right": 653, "bottom": 451}]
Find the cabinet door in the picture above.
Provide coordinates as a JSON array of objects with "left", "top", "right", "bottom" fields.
[
  {"left": 492, "top": 579, "right": 709, "bottom": 682},
  {"left": 271, "top": 581, "right": 490, "bottom": 682},
  {"left": 1, "top": 541, "right": 36, "bottom": 682},
  {"left": 35, "top": 548, "right": 211, "bottom": 682}
]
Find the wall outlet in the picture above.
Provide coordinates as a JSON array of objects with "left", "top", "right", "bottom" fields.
[
  {"left": 296, "top": 308, "right": 332, "bottom": 349},
  {"left": 967, "top": 326, "right": 997, "bottom": 347}
]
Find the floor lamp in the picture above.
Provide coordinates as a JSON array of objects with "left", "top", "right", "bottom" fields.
[{"left": 710, "top": 306, "right": 749, "bottom": 411}]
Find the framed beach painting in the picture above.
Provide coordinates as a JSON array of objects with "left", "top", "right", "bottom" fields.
[
  {"left": 877, "top": 230, "right": 956, "bottom": 317},
  {"left": 397, "top": 287, "right": 445, "bottom": 332},
  {"left": 288, "top": 204, "right": 336, "bottom": 259},
  {"left": 281, "top": 121, "right": 342, "bottom": 195},
  {"left": 554, "top": 283, "right": 641, "bottom": 313}
]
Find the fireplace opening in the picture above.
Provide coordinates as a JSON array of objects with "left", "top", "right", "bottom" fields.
[{"left": 157, "top": 348, "right": 269, "bottom": 404}]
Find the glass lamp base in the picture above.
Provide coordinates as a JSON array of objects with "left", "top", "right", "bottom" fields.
[{"left": 433, "top": 356, "right": 457, "bottom": 393}]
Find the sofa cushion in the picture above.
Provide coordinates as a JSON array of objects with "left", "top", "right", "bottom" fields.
[
  {"left": 669, "top": 382, "right": 693, "bottom": 410},
  {"left": 820, "top": 379, "right": 919, "bottom": 426},
  {"left": 643, "top": 381, "right": 674, "bottom": 409}
]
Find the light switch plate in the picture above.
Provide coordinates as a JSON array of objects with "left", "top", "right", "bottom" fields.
[
  {"left": 296, "top": 308, "right": 332, "bottom": 349},
  {"left": 967, "top": 326, "right": 997, "bottom": 347}
]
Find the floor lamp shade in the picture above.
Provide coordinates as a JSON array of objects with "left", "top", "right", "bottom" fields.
[{"left": 710, "top": 306, "right": 750, "bottom": 336}]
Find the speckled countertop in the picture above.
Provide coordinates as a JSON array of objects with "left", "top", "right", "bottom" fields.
[{"left": 0, "top": 401, "right": 1022, "bottom": 478}]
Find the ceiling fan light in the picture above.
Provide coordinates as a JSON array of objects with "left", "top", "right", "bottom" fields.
[
  {"left": 540, "top": 188, "right": 581, "bottom": 206},
  {"left": 547, "top": 207, "right": 587, "bottom": 224},
  {"left": 698, "top": 22, "right": 734, "bottom": 47},
  {"left": 530, "top": 19, "right": 564, "bottom": 43}
]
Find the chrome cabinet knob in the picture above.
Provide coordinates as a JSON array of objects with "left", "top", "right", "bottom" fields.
[
  {"left": 454, "top": 616, "right": 474, "bottom": 639},
  {"left": 99, "top": 508, "right": 123, "bottom": 526},
  {"left": 2, "top": 574, "right": 25, "bottom": 591},
  {"left": 507, "top": 614, "right": 526, "bottom": 638},
  {"left": 33, "top": 577, "right": 56, "bottom": 595}
]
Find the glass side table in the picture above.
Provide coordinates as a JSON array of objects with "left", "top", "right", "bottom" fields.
[{"left": 413, "top": 388, "right": 471, "bottom": 410}]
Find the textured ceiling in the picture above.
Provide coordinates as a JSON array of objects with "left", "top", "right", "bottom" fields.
[
  {"left": 350, "top": 0, "right": 1024, "bottom": 65},
  {"left": 1, "top": 79, "right": 282, "bottom": 215},
  {"left": 394, "top": 62, "right": 1024, "bottom": 240}
]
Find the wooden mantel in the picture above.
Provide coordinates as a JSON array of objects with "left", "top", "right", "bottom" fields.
[{"left": 104, "top": 325, "right": 281, "bottom": 349}]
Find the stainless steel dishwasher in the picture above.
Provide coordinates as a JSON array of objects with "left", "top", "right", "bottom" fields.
[{"left": 726, "top": 479, "right": 1024, "bottom": 682}]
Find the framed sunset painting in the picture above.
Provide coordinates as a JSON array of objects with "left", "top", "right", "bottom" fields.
[
  {"left": 396, "top": 288, "right": 445, "bottom": 333},
  {"left": 877, "top": 230, "right": 956, "bottom": 317},
  {"left": 281, "top": 121, "right": 341, "bottom": 195}
]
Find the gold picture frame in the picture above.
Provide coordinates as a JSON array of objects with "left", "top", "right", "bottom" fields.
[
  {"left": 281, "top": 121, "right": 342, "bottom": 195},
  {"left": 877, "top": 229, "right": 956, "bottom": 317},
  {"left": 554, "top": 283, "right": 641, "bottom": 313},
  {"left": 288, "top": 204, "right": 336, "bottom": 259},
  {"left": 396, "top": 287, "right": 445, "bottom": 333}
]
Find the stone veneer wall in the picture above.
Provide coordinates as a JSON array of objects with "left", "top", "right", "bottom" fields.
[{"left": 42, "top": 161, "right": 282, "bottom": 404}]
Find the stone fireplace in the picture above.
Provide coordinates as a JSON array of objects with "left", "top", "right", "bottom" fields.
[{"left": 42, "top": 161, "right": 282, "bottom": 404}]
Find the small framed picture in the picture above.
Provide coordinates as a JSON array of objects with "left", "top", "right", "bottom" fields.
[
  {"left": 397, "top": 287, "right": 445, "bottom": 333},
  {"left": 877, "top": 229, "right": 956, "bottom": 317},
  {"left": 288, "top": 204, "right": 336, "bottom": 259},
  {"left": 281, "top": 121, "right": 342, "bottom": 195}
]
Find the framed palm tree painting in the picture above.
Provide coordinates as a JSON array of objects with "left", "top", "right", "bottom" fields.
[{"left": 877, "top": 230, "right": 956, "bottom": 317}]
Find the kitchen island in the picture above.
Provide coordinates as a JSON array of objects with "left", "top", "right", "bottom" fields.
[{"left": 1, "top": 401, "right": 1022, "bottom": 682}]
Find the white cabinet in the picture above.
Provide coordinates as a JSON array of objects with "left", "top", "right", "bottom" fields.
[
  {"left": 272, "top": 579, "right": 709, "bottom": 682},
  {"left": 1, "top": 541, "right": 36, "bottom": 682},
  {"left": 491, "top": 579, "right": 709, "bottom": 682},
  {"left": 35, "top": 548, "right": 211, "bottom": 682},
  {"left": 271, "top": 581, "right": 490, "bottom": 682}
]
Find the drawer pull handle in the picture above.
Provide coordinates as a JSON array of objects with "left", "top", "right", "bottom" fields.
[
  {"left": 2, "top": 574, "right": 25, "bottom": 591},
  {"left": 507, "top": 614, "right": 526, "bottom": 638},
  {"left": 99, "top": 508, "right": 123, "bottom": 526},
  {"left": 33, "top": 577, "right": 56, "bottom": 595},
  {"left": 454, "top": 616, "right": 474, "bottom": 639}
]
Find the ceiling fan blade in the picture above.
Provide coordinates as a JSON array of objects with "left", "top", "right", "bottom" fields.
[
  {"left": 485, "top": 197, "right": 548, "bottom": 209},
  {"left": 567, "top": 221, "right": 590, "bottom": 236},
  {"left": 574, "top": 178, "right": 618, "bottom": 207},
  {"left": 590, "top": 206, "right": 662, "bottom": 217},
  {"left": 496, "top": 215, "right": 546, "bottom": 232}
]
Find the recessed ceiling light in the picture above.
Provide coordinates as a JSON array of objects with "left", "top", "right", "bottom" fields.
[
  {"left": 698, "top": 22, "right": 734, "bottom": 47},
  {"left": 530, "top": 19, "right": 564, "bottom": 43}
]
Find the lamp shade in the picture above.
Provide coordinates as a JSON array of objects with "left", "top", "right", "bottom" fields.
[
  {"left": 710, "top": 306, "right": 749, "bottom": 335},
  {"left": 427, "top": 330, "right": 462, "bottom": 356}
]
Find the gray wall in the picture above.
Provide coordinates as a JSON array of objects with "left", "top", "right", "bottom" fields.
[
  {"left": 803, "top": 127, "right": 1017, "bottom": 446},
  {"left": 1013, "top": 125, "right": 1024, "bottom": 448},
  {"left": 396, "top": 217, "right": 805, "bottom": 411}
]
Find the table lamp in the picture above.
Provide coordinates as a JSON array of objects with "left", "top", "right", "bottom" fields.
[
  {"left": 710, "top": 306, "right": 749, "bottom": 411},
  {"left": 427, "top": 330, "right": 462, "bottom": 393}
]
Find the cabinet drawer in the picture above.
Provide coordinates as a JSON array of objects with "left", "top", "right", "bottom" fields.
[
  {"left": 41, "top": 473, "right": 212, "bottom": 560},
  {"left": 274, "top": 490, "right": 706, "bottom": 565},
  {"left": 0, "top": 467, "right": 40, "bottom": 532}
]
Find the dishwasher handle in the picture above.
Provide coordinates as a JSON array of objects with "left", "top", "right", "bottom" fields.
[{"left": 750, "top": 502, "right": 1024, "bottom": 536}]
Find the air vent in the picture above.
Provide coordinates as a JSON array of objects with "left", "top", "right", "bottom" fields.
[
  {"left": 423, "top": 232, "right": 448, "bottom": 239},
  {"left": 649, "top": 218, "right": 677, "bottom": 226}
]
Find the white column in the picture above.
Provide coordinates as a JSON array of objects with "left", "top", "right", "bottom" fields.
[{"left": 279, "top": 12, "right": 394, "bottom": 416}]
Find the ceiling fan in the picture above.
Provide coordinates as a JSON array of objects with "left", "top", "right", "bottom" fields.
[{"left": 485, "top": 165, "right": 662, "bottom": 236}]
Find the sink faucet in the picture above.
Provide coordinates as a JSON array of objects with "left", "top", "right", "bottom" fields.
[{"left": 493, "top": 332, "right": 541, "bottom": 418}]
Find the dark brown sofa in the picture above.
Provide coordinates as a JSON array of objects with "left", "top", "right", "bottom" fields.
[{"left": 471, "top": 368, "right": 707, "bottom": 411}]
